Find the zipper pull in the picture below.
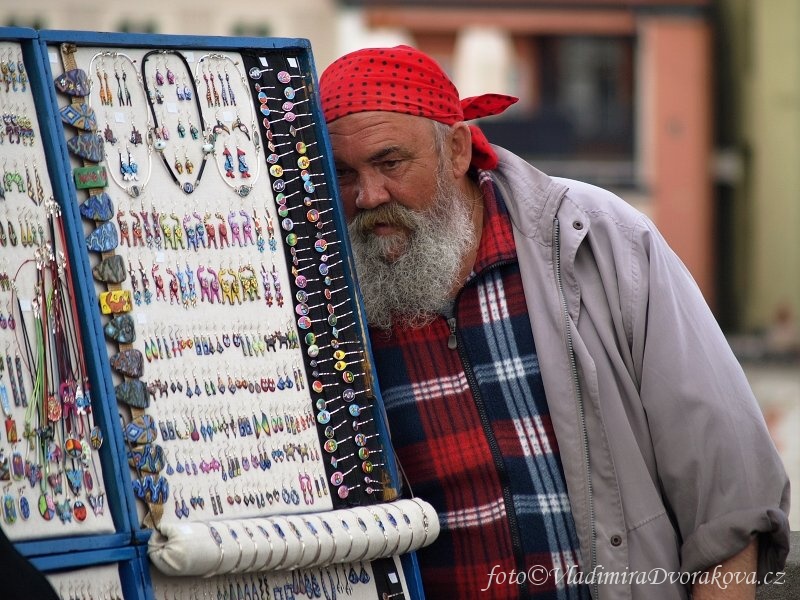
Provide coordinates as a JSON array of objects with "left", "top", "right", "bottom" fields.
[{"left": 447, "top": 317, "right": 458, "bottom": 350}]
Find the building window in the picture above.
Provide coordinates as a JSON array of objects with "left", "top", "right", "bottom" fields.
[
  {"left": 481, "top": 35, "right": 635, "bottom": 164},
  {"left": 4, "top": 17, "right": 47, "bottom": 29},
  {"left": 231, "top": 23, "right": 271, "bottom": 38},
  {"left": 116, "top": 20, "right": 158, "bottom": 34}
]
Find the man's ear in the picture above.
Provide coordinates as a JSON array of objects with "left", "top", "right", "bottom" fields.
[{"left": 448, "top": 122, "right": 473, "bottom": 178}]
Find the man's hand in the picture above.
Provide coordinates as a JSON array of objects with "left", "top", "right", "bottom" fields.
[{"left": 692, "top": 537, "right": 758, "bottom": 599}]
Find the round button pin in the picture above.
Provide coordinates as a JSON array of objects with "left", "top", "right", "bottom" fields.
[
  {"left": 297, "top": 156, "right": 310, "bottom": 169},
  {"left": 285, "top": 233, "right": 297, "bottom": 246},
  {"left": 284, "top": 86, "right": 296, "bottom": 100},
  {"left": 323, "top": 439, "right": 337, "bottom": 453},
  {"left": 295, "top": 274, "right": 307, "bottom": 288},
  {"left": 304, "top": 332, "right": 316, "bottom": 345},
  {"left": 295, "top": 303, "right": 309, "bottom": 316},
  {"left": 330, "top": 471, "right": 344, "bottom": 486},
  {"left": 281, "top": 217, "right": 294, "bottom": 231},
  {"left": 307, "top": 344, "right": 319, "bottom": 358},
  {"left": 296, "top": 290, "right": 309, "bottom": 303},
  {"left": 319, "top": 264, "right": 329, "bottom": 276},
  {"left": 315, "top": 239, "right": 328, "bottom": 252},
  {"left": 296, "top": 141, "right": 307, "bottom": 154},
  {"left": 307, "top": 209, "right": 319, "bottom": 223},
  {"left": 269, "top": 165, "right": 284, "bottom": 177},
  {"left": 278, "top": 205, "right": 289, "bottom": 218},
  {"left": 277, "top": 71, "right": 291, "bottom": 83},
  {"left": 297, "top": 316, "right": 312, "bottom": 329},
  {"left": 317, "top": 410, "right": 331, "bottom": 424},
  {"left": 312, "top": 380, "right": 324, "bottom": 393},
  {"left": 342, "top": 371, "right": 354, "bottom": 383},
  {"left": 342, "top": 388, "right": 355, "bottom": 401}
]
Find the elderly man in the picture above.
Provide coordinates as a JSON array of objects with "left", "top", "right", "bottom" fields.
[{"left": 319, "top": 46, "right": 789, "bottom": 599}]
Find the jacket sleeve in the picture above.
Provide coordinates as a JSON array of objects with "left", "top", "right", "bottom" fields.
[{"left": 629, "top": 215, "right": 790, "bottom": 578}]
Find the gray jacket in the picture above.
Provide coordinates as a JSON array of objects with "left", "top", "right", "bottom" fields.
[{"left": 491, "top": 145, "right": 790, "bottom": 599}]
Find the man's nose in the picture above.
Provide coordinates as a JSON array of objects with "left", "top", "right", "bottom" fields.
[{"left": 354, "top": 173, "right": 390, "bottom": 210}]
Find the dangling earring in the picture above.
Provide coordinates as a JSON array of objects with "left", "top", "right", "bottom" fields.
[
  {"left": 237, "top": 147, "right": 250, "bottom": 178},
  {"left": 160, "top": 113, "right": 169, "bottom": 141},
  {"left": 24, "top": 162, "right": 34, "bottom": 202},
  {"left": 223, "top": 145, "right": 234, "bottom": 178},
  {"left": 174, "top": 150, "right": 184, "bottom": 175},
  {"left": 7, "top": 220, "right": 16, "bottom": 247},
  {"left": 188, "top": 115, "right": 199, "bottom": 140},
  {"left": 127, "top": 147, "right": 139, "bottom": 181},
  {"left": 185, "top": 151, "right": 194, "bottom": 175}
]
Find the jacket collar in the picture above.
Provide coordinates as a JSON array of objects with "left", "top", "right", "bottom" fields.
[{"left": 490, "top": 144, "right": 570, "bottom": 247}]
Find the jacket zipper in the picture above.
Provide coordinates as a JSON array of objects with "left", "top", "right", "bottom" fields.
[
  {"left": 447, "top": 259, "right": 529, "bottom": 594},
  {"left": 553, "top": 218, "right": 598, "bottom": 598}
]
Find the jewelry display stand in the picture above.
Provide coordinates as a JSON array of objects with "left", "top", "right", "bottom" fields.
[{"left": 0, "top": 27, "right": 435, "bottom": 600}]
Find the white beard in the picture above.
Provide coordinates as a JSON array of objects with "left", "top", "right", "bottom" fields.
[{"left": 348, "top": 176, "right": 476, "bottom": 330}]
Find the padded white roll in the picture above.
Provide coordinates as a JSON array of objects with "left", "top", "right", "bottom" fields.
[{"left": 149, "top": 498, "right": 440, "bottom": 577}]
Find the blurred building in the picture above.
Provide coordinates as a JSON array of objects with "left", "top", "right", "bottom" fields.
[
  {"left": 715, "top": 0, "right": 800, "bottom": 338},
  {"left": 7, "top": 0, "right": 800, "bottom": 339},
  {"left": 2, "top": 0, "right": 341, "bottom": 68},
  {"left": 339, "top": 0, "right": 717, "bottom": 310}
]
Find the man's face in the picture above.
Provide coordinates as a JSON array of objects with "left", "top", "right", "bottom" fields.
[
  {"left": 329, "top": 112, "right": 477, "bottom": 329},
  {"left": 330, "top": 112, "right": 448, "bottom": 255}
]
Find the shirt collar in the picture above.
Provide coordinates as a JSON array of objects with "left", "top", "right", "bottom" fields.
[{"left": 471, "top": 170, "right": 518, "bottom": 276}]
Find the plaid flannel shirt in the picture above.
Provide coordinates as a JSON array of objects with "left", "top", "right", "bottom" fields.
[{"left": 370, "top": 173, "right": 590, "bottom": 599}]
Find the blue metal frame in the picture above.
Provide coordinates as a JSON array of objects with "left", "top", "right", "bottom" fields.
[
  {"left": 2, "top": 27, "right": 426, "bottom": 600},
  {"left": 34, "top": 546, "right": 147, "bottom": 600},
  {"left": 0, "top": 25, "right": 133, "bottom": 558}
]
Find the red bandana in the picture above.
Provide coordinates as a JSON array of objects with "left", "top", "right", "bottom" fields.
[{"left": 319, "top": 45, "right": 518, "bottom": 170}]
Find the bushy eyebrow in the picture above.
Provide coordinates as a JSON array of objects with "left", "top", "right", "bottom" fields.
[{"left": 367, "top": 145, "right": 413, "bottom": 163}]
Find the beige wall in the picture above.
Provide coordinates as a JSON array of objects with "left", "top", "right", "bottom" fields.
[
  {"left": 745, "top": 0, "right": 800, "bottom": 331},
  {"left": 4, "top": 0, "right": 341, "bottom": 69}
]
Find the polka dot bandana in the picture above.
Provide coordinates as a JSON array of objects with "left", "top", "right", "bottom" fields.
[{"left": 319, "top": 45, "right": 518, "bottom": 170}]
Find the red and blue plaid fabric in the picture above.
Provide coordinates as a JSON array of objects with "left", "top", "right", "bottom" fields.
[{"left": 369, "top": 172, "right": 589, "bottom": 599}]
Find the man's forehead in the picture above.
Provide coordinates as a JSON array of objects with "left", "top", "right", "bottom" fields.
[{"left": 328, "top": 112, "right": 435, "bottom": 159}]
